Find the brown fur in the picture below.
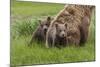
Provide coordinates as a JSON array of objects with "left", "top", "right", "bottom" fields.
[
  {"left": 46, "top": 4, "right": 94, "bottom": 47},
  {"left": 66, "top": 5, "right": 95, "bottom": 45},
  {"left": 80, "top": 16, "right": 90, "bottom": 44}
]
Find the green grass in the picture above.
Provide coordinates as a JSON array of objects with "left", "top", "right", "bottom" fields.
[
  {"left": 11, "top": 1, "right": 64, "bottom": 17},
  {"left": 11, "top": 18, "right": 39, "bottom": 38},
  {"left": 11, "top": 1, "right": 95, "bottom": 66},
  {"left": 11, "top": 36, "right": 95, "bottom": 66}
]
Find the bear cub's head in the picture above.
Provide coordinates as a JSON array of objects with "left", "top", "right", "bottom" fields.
[
  {"left": 55, "top": 23, "right": 67, "bottom": 38},
  {"left": 39, "top": 16, "right": 51, "bottom": 34}
]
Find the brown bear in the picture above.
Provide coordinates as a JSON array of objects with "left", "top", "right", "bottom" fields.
[
  {"left": 65, "top": 5, "right": 92, "bottom": 45},
  {"left": 46, "top": 5, "right": 81, "bottom": 47},
  {"left": 46, "top": 23, "right": 68, "bottom": 48},
  {"left": 64, "top": 5, "right": 95, "bottom": 45},
  {"left": 29, "top": 16, "right": 52, "bottom": 46},
  {"left": 69, "top": 5, "right": 95, "bottom": 44},
  {"left": 46, "top": 4, "right": 94, "bottom": 47}
]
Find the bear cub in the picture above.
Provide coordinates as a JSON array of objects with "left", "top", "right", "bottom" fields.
[
  {"left": 29, "top": 16, "right": 52, "bottom": 45},
  {"left": 46, "top": 23, "right": 68, "bottom": 48}
]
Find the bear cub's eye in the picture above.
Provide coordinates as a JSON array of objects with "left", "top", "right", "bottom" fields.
[
  {"left": 59, "top": 30, "right": 62, "bottom": 32},
  {"left": 40, "top": 24, "right": 43, "bottom": 27},
  {"left": 45, "top": 24, "right": 48, "bottom": 25}
]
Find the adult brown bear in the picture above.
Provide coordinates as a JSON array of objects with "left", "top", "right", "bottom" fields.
[
  {"left": 46, "top": 4, "right": 94, "bottom": 48},
  {"left": 46, "top": 5, "right": 81, "bottom": 48},
  {"left": 65, "top": 5, "right": 95, "bottom": 45}
]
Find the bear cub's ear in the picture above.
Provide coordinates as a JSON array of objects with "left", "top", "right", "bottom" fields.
[
  {"left": 47, "top": 16, "right": 51, "bottom": 21},
  {"left": 38, "top": 20, "right": 43, "bottom": 27},
  {"left": 64, "top": 23, "right": 67, "bottom": 28},
  {"left": 55, "top": 23, "right": 59, "bottom": 28},
  {"left": 38, "top": 20, "right": 41, "bottom": 23}
]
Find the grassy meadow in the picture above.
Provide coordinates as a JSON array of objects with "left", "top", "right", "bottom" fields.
[{"left": 10, "top": 1, "right": 95, "bottom": 66}]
